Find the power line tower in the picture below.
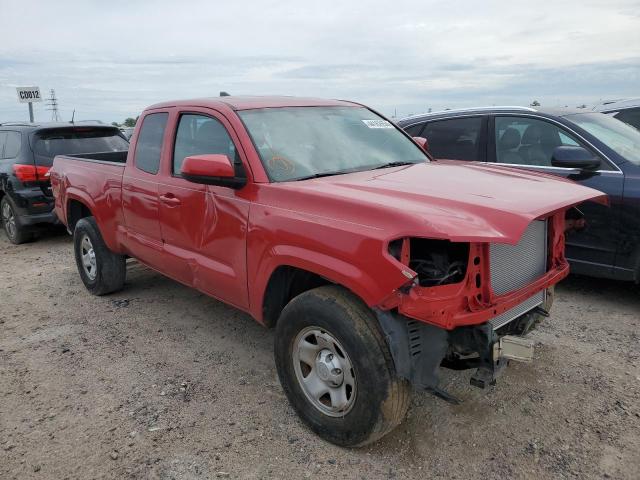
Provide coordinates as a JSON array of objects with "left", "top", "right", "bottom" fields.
[{"left": 46, "top": 89, "right": 61, "bottom": 121}]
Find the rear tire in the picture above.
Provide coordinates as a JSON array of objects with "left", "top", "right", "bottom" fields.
[
  {"left": 1, "top": 197, "right": 34, "bottom": 245},
  {"left": 73, "top": 217, "right": 126, "bottom": 295},
  {"left": 274, "top": 285, "right": 411, "bottom": 447}
]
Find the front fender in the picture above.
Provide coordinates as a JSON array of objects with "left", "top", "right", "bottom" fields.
[{"left": 249, "top": 244, "right": 409, "bottom": 323}]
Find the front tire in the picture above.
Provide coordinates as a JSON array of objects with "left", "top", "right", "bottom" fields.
[
  {"left": 1, "top": 197, "right": 34, "bottom": 245},
  {"left": 73, "top": 217, "right": 126, "bottom": 295},
  {"left": 274, "top": 285, "right": 411, "bottom": 447}
]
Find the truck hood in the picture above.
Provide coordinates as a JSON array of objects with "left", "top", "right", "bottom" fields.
[{"left": 270, "top": 160, "right": 607, "bottom": 244}]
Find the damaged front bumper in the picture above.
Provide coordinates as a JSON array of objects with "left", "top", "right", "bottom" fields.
[{"left": 375, "top": 290, "right": 550, "bottom": 402}]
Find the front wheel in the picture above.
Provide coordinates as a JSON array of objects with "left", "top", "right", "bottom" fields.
[
  {"left": 73, "top": 217, "right": 126, "bottom": 295},
  {"left": 274, "top": 285, "right": 411, "bottom": 447}
]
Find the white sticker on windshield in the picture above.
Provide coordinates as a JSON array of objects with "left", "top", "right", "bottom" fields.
[{"left": 362, "top": 119, "right": 394, "bottom": 129}]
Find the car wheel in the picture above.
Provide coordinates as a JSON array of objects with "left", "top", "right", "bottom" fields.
[
  {"left": 73, "top": 217, "right": 126, "bottom": 295},
  {"left": 1, "top": 197, "right": 33, "bottom": 245},
  {"left": 274, "top": 285, "right": 411, "bottom": 447}
]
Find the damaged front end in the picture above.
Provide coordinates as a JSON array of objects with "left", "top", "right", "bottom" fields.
[{"left": 376, "top": 211, "right": 570, "bottom": 401}]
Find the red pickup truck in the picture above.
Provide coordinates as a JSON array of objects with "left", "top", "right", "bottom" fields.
[{"left": 50, "top": 96, "right": 604, "bottom": 446}]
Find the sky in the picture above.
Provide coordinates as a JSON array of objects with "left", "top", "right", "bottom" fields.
[{"left": 0, "top": 0, "right": 639, "bottom": 123}]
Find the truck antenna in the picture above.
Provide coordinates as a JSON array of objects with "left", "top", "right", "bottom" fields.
[{"left": 71, "top": 109, "right": 75, "bottom": 123}]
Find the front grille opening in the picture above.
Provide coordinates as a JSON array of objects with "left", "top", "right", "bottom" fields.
[
  {"left": 490, "top": 220, "right": 548, "bottom": 295},
  {"left": 408, "top": 239, "right": 469, "bottom": 287}
]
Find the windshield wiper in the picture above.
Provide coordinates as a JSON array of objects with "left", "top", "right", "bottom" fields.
[
  {"left": 293, "top": 162, "right": 419, "bottom": 181},
  {"left": 293, "top": 170, "right": 353, "bottom": 181},
  {"left": 373, "top": 161, "right": 417, "bottom": 170}
]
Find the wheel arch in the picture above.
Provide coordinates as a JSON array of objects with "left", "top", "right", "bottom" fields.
[
  {"left": 256, "top": 252, "right": 392, "bottom": 328},
  {"left": 261, "top": 265, "right": 332, "bottom": 328},
  {"left": 66, "top": 197, "right": 94, "bottom": 231}
]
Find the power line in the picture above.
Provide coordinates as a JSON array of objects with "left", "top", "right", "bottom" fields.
[{"left": 45, "top": 89, "right": 61, "bottom": 121}]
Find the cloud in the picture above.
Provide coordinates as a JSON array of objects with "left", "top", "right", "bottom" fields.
[{"left": 0, "top": 0, "right": 638, "bottom": 121}]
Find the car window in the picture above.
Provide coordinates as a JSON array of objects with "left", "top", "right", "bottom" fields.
[
  {"left": 494, "top": 116, "right": 594, "bottom": 168},
  {"left": 558, "top": 132, "right": 579, "bottom": 146},
  {"left": 0, "top": 132, "right": 7, "bottom": 158},
  {"left": 134, "top": 113, "right": 168, "bottom": 175},
  {"left": 421, "top": 117, "right": 483, "bottom": 161},
  {"left": 32, "top": 128, "right": 127, "bottom": 166},
  {"left": 173, "top": 114, "right": 238, "bottom": 175},
  {"left": 403, "top": 122, "right": 425, "bottom": 137},
  {"left": 2, "top": 131, "right": 21, "bottom": 159},
  {"left": 568, "top": 112, "right": 640, "bottom": 166},
  {"left": 614, "top": 108, "right": 640, "bottom": 131}
]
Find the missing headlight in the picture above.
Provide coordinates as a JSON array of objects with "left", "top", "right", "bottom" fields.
[{"left": 390, "top": 238, "right": 469, "bottom": 287}]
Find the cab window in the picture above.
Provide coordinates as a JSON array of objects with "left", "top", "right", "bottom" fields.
[
  {"left": 172, "top": 114, "right": 238, "bottom": 176},
  {"left": 134, "top": 113, "right": 168, "bottom": 174}
]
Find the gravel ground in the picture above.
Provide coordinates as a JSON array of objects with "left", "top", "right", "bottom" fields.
[{"left": 1, "top": 230, "right": 638, "bottom": 480}]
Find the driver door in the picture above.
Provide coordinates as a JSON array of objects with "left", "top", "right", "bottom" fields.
[{"left": 158, "top": 108, "right": 250, "bottom": 309}]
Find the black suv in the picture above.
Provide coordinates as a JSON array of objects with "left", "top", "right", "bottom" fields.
[
  {"left": 397, "top": 107, "right": 640, "bottom": 282},
  {"left": 0, "top": 122, "right": 129, "bottom": 244}
]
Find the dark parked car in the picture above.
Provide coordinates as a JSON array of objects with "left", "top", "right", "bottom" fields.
[
  {"left": 593, "top": 98, "right": 640, "bottom": 131},
  {"left": 398, "top": 107, "right": 640, "bottom": 282},
  {"left": 0, "top": 121, "right": 129, "bottom": 244}
]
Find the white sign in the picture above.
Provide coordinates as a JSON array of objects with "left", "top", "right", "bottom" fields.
[
  {"left": 362, "top": 119, "right": 393, "bottom": 129},
  {"left": 16, "top": 87, "right": 42, "bottom": 103}
]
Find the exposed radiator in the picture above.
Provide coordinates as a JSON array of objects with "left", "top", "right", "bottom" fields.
[
  {"left": 489, "top": 290, "right": 545, "bottom": 330},
  {"left": 488, "top": 220, "right": 548, "bottom": 330},
  {"left": 490, "top": 220, "right": 548, "bottom": 295}
]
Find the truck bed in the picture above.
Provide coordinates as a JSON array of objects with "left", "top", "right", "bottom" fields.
[{"left": 50, "top": 152, "right": 128, "bottom": 235}]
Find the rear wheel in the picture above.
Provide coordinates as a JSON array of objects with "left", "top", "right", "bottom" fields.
[
  {"left": 274, "top": 285, "right": 411, "bottom": 447},
  {"left": 73, "top": 217, "right": 126, "bottom": 295},
  {"left": 1, "top": 197, "right": 33, "bottom": 245}
]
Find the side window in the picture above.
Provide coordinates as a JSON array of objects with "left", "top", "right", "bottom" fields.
[
  {"left": 558, "top": 131, "right": 579, "bottom": 146},
  {"left": 404, "top": 122, "right": 425, "bottom": 137},
  {"left": 134, "top": 113, "right": 168, "bottom": 174},
  {"left": 422, "top": 117, "right": 483, "bottom": 161},
  {"left": 3, "top": 132, "right": 22, "bottom": 158},
  {"left": 173, "top": 114, "right": 238, "bottom": 175},
  {"left": 0, "top": 132, "right": 7, "bottom": 158},
  {"left": 495, "top": 116, "right": 590, "bottom": 167},
  {"left": 614, "top": 108, "right": 640, "bottom": 131}
]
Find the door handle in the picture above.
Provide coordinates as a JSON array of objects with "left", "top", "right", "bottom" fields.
[{"left": 159, "top": 194, "right": 181, "bottom": 206}]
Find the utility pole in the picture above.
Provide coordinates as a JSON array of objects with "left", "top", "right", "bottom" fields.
[{"left": 46, "top": 89, "right": 61, "bottom": 122}]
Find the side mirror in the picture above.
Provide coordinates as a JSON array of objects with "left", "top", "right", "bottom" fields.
[
  {"left": 551, "top": 146, "right": 600, "bottom": 170},
  {"left": 412, "top": 136, "right": 429, "bottom": 152},
  {"left": 181, "top": 154, "right": 246, "bottom": 189}
]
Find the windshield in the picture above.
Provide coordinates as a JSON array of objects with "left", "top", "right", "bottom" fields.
[
  {"left": 32, "top": 127, "right": 129, "bottom": 166},
  {"left": 567, "top": 113, "right": 640, "bottom": 165},
  {"left": 238, "top": 106, "right": 428, "bottom": 181}
]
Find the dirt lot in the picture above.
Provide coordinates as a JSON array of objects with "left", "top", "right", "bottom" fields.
[{"left": 1, "top": 230, "right": 638, "bottom": 480}]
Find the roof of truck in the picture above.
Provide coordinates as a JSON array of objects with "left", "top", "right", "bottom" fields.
[{"left": 146, "top": 96, "right": 359, "bottom": 111}]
